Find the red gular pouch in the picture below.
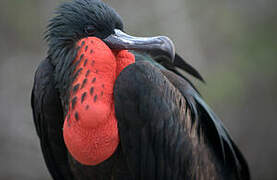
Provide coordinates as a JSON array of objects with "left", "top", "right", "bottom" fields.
[{"left": 63, "top": 37, "right": 135, "bottom": 165}]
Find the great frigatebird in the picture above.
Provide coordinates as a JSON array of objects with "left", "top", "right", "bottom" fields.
[{"left": 31, "top": 0, "right": 250, "bottom": 179}]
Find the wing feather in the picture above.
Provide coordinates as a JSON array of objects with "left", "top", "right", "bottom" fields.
[
  {"left": 114, "top": 61, "right": 250, "bottom": 180},
  {"left": 31, "top": 58, "right": 74, "bottom": 180},
  {"left": 161, "top": 69, "right": 250, "bottom": 180}
]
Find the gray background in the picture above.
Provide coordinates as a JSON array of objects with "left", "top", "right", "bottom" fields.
[{"left": 0, "top": 0, "right": 276, "bottom": 179}]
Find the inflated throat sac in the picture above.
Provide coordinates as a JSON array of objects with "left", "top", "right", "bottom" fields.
[{"left": 63, "top": 37, "right": 135, "bottom": 165}]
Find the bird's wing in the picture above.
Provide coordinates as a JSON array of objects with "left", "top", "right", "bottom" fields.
[
  {"left": 31, "top": 58, "right": 74, "bottom": 180},
  {"left": 114, "top": 61, "right": 250, "bottom": 180},
  {"left": 161, "top": 69, "right": 250, "bottom": 180}
]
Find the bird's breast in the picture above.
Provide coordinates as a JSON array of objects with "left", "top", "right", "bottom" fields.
[{"left": 63, "top": 37, "right": 135, "bottom": 165}]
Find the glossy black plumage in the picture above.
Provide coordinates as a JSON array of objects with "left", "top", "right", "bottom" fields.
[
  {"left": 32, "top": 56, "right": 250, "bottom": 180},
  {"left": 31, "top": 0, "right": 250, "bottom": 179},
  {"left": 31, "top": 58, "right": 74, "bottom": 180},
  {"left": 114, "top": 61, "right": 250, "bottom": 180}
]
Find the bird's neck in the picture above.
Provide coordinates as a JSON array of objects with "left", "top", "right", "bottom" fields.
[{"left": 63, "top": 37, "right": 135, "bottom": 165}]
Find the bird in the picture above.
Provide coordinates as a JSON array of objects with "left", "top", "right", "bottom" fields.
[{"left": 31, "top": 0, "right": 250, "bottom": 179}]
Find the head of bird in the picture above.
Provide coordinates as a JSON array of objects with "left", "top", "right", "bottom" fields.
[{"left": 45, "top": 0, "right": 175, "bottom": 66}]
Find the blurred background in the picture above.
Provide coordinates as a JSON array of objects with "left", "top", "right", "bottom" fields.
[{"left": 0, "top": 0, "right": 276, "bottom": 179}]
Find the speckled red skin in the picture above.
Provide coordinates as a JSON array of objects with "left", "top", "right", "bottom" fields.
[{"left": 63, "top": 37, "right": 135, "bottom": 165}]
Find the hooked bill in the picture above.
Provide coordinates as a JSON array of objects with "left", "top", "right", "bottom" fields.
[{"left": 63, "top": 37, "right": 135, "bottom": 165}]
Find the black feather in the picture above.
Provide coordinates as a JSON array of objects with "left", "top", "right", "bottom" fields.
[
  {"left": 173, "top": 53, "right": 205, "bottom": 82},
  {"left": 31, "top": 58, "right": 74, "bottom": 180}
]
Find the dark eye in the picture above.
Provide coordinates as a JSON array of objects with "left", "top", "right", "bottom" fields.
[{"left": 85, "top": 25, "right": 96, "bottom": 35}]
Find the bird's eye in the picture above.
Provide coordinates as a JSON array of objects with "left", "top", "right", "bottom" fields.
[{"left": 85, "top": 25, "right": 96, "bottom": 35}]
